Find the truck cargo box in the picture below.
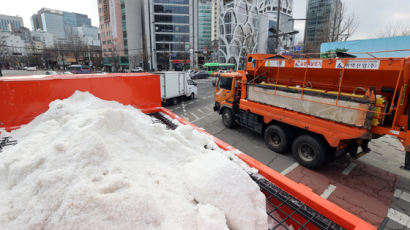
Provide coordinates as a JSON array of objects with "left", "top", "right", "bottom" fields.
[{"left": 247, "top": 84, "right": 373, "bottom": 128}]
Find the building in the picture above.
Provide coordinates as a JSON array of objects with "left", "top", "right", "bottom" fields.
[
  {"left": 217, "top": 0, "right": 295, "bottom": 67},
  {"left": 31, "top": 30, "right": 56, "bottom": 48},
  {"left": 73, "top": 25, "right": 101, "bottom": 46},
  {"left": 31, "top": 8, "right": 93, "bottom": 40},
  {"left": 304, "top": 0, "right": 342, "bottom": 54},
  {"left": 321, "top": 35, "right": 410, "bottom": 58},
  {"left": 0, "top": 14, "right": 24, "bottom": 32},
  {"left": 143, "top": 0, "right": 198, "bottom": 71},
  {"left": 198, "top": 0, "right": 212, "bottom": 50},
  {"left": 98, "top": 0, "right": 129, "bottom": 71},
  {"left": 211, "top": 0, "right": 220, "bottom": 42},
  {"left": 98, "top": 0, "right": 200, "bottom": 71},
  {"left": 0, "top": 31, "right": 27, "bottom": 68}
]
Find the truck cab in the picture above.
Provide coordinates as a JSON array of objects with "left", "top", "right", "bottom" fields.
[{"left": 214, "top": 73, "right": 242, "bottom": 127}]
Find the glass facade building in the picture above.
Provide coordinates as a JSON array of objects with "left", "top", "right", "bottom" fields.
[
  {"left": 0, "top": 14, "right": 24, "bottom": 32},
  {"left": 304, "top": 0, "right": 342, "bottom": 54},
  {"left": 198, "top": 0, "right": 212, "bottom": 50},
  {"left": 149, "top": 0, "right": 194, "bottom": 70}
]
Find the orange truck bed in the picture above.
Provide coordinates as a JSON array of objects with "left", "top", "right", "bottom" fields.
[{"left": 0, "top": 73, "right": 375, "bottom": 229}]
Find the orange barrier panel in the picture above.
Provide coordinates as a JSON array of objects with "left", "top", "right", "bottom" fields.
[{"left": 0, "top": 73, "right": 161, "bottom": 131}]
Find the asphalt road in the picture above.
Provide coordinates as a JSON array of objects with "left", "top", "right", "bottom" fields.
[{"left": 165, "top": 77, "right": 410, "bottom": 230}]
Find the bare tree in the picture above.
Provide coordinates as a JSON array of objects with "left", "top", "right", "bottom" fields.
[
  {"left": 65, "top": 27, "right": 88, "bottom": 64},
  {"left": 54, "top": 40, "right": 68, "bottom": 70},
  {"left": 326, "top": 4, "right": 358, "bottom": 42},
  {"left": 377, "top": 22, "right": 410, "bottom": 38},
  {"left": 0, "top": 33, "right": 8, "bottom": 68}
]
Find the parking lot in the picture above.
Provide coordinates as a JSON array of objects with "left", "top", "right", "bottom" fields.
[{"left": 166, "top": 77, "right": 410, "bottom": 229}]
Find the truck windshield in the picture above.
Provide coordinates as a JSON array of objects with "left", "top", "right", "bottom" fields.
[{"left": 218, "top": 77, "right": 232, "bottom": 90}]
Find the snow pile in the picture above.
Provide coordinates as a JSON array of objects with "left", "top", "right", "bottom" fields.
[{"left": 0, "top": 91, "right": 267, "bottom": 230}]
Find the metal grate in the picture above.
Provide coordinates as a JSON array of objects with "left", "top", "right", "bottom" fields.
[
  {"left": 0, "top": 136, "right": 17, "bottom": 152},
  {"left": 251, "top": 174, "right": 344, "bottom": 230},
  {"left": 148, "top": 112, "right": 178, "bottom": 130}
]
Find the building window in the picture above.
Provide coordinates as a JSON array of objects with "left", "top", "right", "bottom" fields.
[
  {"left": 156, "top": 34, "right": 189, "bottom": 42},
  {"left": 154, "top": 15, "right": 189, "bottom": 24},
  {"left": 154, "top": 5, "right": 189, "bottom": 14},
  {"left": 153, "top": 0, "right": 189, "bottom": 4},
  {"left": 155, "top": 24, "right": 189, "bottom": 33}
]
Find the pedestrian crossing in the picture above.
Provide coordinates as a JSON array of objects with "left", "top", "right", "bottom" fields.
[{"left": 383, "top": 177, "right": 410, "bottom": 229}]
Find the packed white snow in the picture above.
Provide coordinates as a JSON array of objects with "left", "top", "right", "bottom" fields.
[{"left": 0, "top": 91, "right": 267, "bottom": 230}]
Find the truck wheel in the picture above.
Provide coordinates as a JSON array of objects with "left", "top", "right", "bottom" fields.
[
  {"left": 190, "top": 93, "right": 195, "bottom": 99},
  {"left": 264, "top": 124, "right": 292, "bottom": 153},
  {"left": 222, "top": 108, "right": 235, "bottom": 128},
  {"left": 172, "top": 98, "right": 178, "bottom": 105},
  {"left": 292, "top": 135, "right": 327, "bottom": 169}
]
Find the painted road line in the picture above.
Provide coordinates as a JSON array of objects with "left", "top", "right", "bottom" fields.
[
  {"left": 394, "top": 189, "right": 410, "bottom": 203},
  {"left": 387, "top": 208, "right": 410, "bottom": 228},
  {"left": 190, "top": 112, "right": 199, "bottom": 121},
  {"left": 342, "top": 162, "right": 357, "bottom": 175},
  {"left": 204, "top": 106, "right": 211, "bottom": 111},
  {"left": 280, "top": 162, "right": 299, "bottom": 175},
  {"left": 181, "top": 101, "right": 187, "bottom": 116},
  {"left": 197, "top": 109, "right": 205, "bottom": 114},
  {"left": 191, "top": 112, "right": 214, "bottom": 123},
  {"left": 182, "top": 116, "right": 190, "bottom": 121},
  {"left": 320, "top": 184, "right": 337, "bottom": 199}
]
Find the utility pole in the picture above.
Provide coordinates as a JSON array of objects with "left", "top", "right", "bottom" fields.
[{"left": 276, "top": 0, "right": 281, "bottom": 53}]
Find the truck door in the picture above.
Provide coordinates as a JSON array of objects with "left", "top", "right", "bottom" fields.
[{"left": 215, "top": 76, "right": 235, "bottom": 105}]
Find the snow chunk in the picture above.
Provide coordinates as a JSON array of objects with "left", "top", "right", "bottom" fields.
[
  {"left": 0, "top": 91, "right": 267, "bottom": 230},
  {"left": 183, "top": 153, "right": 268, "bottom": 230},
  {"left": 197, "top": 204, "right": 229, "bottom": 230}
]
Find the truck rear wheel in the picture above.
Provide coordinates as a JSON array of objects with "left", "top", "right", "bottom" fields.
[
  {"left": 222, "top": 108, "right": 235, "bottom": 128},
  {"left": 292, "top": 135, "right": 327, "bottom": 169},
  {"left": 172, "top": 98, "right": 178, "bottom": 105},
  {"left": 264, "top": 124, "right": 292, "bottom": 153}
]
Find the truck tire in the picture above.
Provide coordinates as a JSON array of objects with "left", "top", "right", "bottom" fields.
[
  {"left": 190, "top": 93, "right": 195, "bottom": 99},
  {"left": 222, "top": 108, "right": 235, "bottom": 128},
  {"left": 172, "top": 98, "right": 178, "bottom": 105},
  {"left": 264, "top": 124, "right": 292, "bottom": 153},
  {"left": 292, "top": 135, "right": 327, "bottom": 169}
]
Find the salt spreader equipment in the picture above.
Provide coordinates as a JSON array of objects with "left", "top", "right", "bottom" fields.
[{"left": 214, "top": 54, "right": 410, "bottom": 169}]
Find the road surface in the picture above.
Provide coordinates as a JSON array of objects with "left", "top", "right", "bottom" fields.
[{"left": 165, "top": 77, "right": 410, "bottom": 230}]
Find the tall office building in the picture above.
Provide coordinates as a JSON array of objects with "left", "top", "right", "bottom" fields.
[
  {"left": 304, "top": 0, "right": 342, "bottom": 54},
  {"left": 31, "top": 8, "right": 92, "bottom": 39},
  {"left": 144, "top": 0, "right": 198, "bottom": 71},
  {"left": 198, "top": 0, "right": 212, "bottom": 50},
  {"left": 98, "top": 0, "right": 130, "bottom": 71},
  {"left": 211, "top": 0, "right": 220, "bottom": 42},
  {"left": 0, "top": 14, "right": 24, "bottom": 32}
]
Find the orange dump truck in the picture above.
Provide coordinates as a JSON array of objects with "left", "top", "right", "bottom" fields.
[
  {"left": 0, "top": 73, "right": 375, "bottom": 229},
  {"left": 214, "top": 54, "right": 410, "bottom": 169}
]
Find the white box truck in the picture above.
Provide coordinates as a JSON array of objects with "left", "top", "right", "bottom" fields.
[{"left": 159, "top": 71, "right": 198, "bottom": 105}]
